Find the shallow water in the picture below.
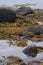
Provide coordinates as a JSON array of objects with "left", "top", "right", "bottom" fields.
[
  {"left": 0, "top": 40, "right": 28, "bottom": 60},
  {"left": 27, "top": 40, "right": 43, "bottom": 47},
  {"left": 0, "top": 40, "right": 43, "bottom": 62}
]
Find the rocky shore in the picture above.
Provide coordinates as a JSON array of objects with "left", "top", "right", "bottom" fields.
[{"left": 0, "top": 6, "right": 43, "bottom": 65}]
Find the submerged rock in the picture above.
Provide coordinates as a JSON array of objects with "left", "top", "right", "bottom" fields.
[
  {"left": 16, "top": 7, "right": 34, "bottom": 16},
  {"left": 0, "top": 8, "right": 16, "bottom": 22},
  {"left": 28, "top": 60, "right": 41, "bottom": 65},
  {"left": 28, "top": 25, "right": 43, "bottom": 35}
]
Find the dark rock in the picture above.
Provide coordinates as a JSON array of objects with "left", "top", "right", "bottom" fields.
[
  {"left": 0, "top": 8, "right": 16, "bottom": 22},
  {"left": 23, "top": 45, "right": 39, "bottom": 57},
  {"left": 35, "top": 35, "right": 41, "bottom": 38},
  {"left": 16, "top": 7, "right": 33, "bottom": 16},
  {"left": 28, "top": 25, "right": 43, "bottom": 35},
  {"left": 20, "top": 63, "right": 26, "bottom": 65}
]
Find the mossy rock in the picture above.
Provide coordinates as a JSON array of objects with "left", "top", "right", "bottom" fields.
[
  {"left": 15, "top": 39, "right": 27, "bottom": 47},
  {"left": 6, "top": 56, "right": 23, "bottom": 65},
  {"left": 26, "top": 32, "right": 35, "bottom": 39},
  {"left": 32, "top": 37, "right": 43, "bottom": 42}
]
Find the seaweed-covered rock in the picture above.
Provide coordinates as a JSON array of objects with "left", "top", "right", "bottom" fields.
[
  {"left": 16, "top": 7, "right": 33, "bottom": 16},
  {"left": 23, "top": 44, "right": 39, "bottom": 57},
  {"left": 5, "top": 56, "right": 23, "bottom": 65},
  {"left": 28, "top": 25, "right": 43, "bottom": 35},
  {"left": 0, "top": 8, "right": 16, "bottom": 22}
]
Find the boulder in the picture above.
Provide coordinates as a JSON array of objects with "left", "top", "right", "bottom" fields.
[
  {"left": 16, "top": 7, "right": 33, "bottom": 16},
  {"left": 0, "top": 8, "right": 16, "bottom": 22},
  {"left": 23, "top": 44, "right": 39, "bottom": 57},
  {"left": 28, "top": 25, "right": 43, "bottom": 35}
]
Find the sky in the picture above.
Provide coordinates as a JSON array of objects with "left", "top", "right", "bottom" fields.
[{"left": 0, "top": 0, "right": 43, "bottom": 9}]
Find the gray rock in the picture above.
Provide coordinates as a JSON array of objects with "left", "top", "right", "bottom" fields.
[
  {"left": 16, "top": 7, "right": 33, "bottom": 16},
  {"left": 28, "top": 25, "right": 43, "bottom": 35},
  {"left": 23, "top": 45, "right": 39, "bottom": 57}
]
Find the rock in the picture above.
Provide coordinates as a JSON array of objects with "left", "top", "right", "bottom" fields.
[
  {"left": 0, "top": 8, "right": 16, "bottom": 22},
  {"left": 20, "top": 63, "right": 26, "bottom": 65},
  {"left": 28, "top": 25, "right": 43, "bottom": 35},
  {"left": 16, "top": 7, "right": 33, "bottom": 16},
  {"left": 20, "top": 36, "right": 26, "bottom": 40},
  {"left": 23, "top": 44, "right": 39, "bottom": 57},
  {"left": 28, "top": 60, "right": 40, "bottom": 65}
]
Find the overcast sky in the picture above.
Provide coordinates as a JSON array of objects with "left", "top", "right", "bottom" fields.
[{"left": 0, "top": 0, "right": 43, "bottom": 9}]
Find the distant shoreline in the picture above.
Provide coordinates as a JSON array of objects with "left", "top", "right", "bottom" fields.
[{"left": 0, "top": 5, "right": 43, "bottom": 9}]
